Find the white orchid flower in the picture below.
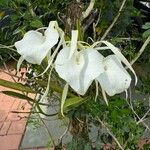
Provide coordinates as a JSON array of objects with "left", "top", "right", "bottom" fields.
[
  {"left": 96, "top": 55, "right": 131, "bottom": 96},
  {"left": 55, "top": 30, "right": 104, "bottom": 95},
  {"left": 92, "top": 41, "right": 137, "bottom": 97},
  {"left": 15, "top": 23, "right": 59, "bottom": 65}
]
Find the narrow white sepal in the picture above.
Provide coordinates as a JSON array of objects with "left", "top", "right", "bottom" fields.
[
  {"left": 95, "top": 80, "right": 99, "bottom": 102},
  {"left": 40, "top": 66, "right": 53, "bottom": 102},
  {"left": 35, "top": 32, "right": 64, "bottom": 77},
  {"left": 17, "top": 56, "right": 24, "bottom": 72},
  {"left": 102, "top": 88, "right": 108, "bottom": 106},
  {"left": 61, "top": 83, "right": 69, "bottom": 117},
  {"left": 125, "top": 90, "right": 128, "bottom": 100},
  {"left": 69, "top": 30, "right": 78, "bottom": 59}
]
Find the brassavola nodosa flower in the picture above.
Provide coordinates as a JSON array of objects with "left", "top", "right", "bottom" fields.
[
  {"left": 96, "top": 55, "right": 131, "bottom": 96},
  {"left": 15, "top": 21, "right": 59, "bottom": 65},
  {"left": 55, "top": 30, "right": 104, "bottom": 95},
  {"left": 92, "top": 41, "right": 137, "bottom": 96}
]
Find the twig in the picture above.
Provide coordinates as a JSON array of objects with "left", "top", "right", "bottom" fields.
[
  {"left": 37, "top": 111, "right": 55, "bottom": 147},
  {"left": 112, "top": 37, "right": 142, "bottom": 41},
  {"left": 28, "top": 2, "right": 36, "bottom": 17},
  {"left": 0, "top": 44, "right": 16, "bottom": 52},
  {"left": 99, "top": 0, "right": 127, "bottom": 41},
  {"left": 125, "top": 99, "right": 150, "bottom": 132},
  {"left": 0, "top": 69, "right": 27, "bottom": 82},
  {"left": 137, "top": 108, "right": 150, "bottom": 124},
  {"left": 130, "top": 36, "right": 150, "bottom": 66},
  {"left": 97, "top": 117, "right": 124, "bottom": 150},
  {"left": 95, "top": 9, "right": 101, "bottom": 27},
  {"left": 82, "top": 0, "right": 95, "bottom": 19},
  {"left": 58, "top": 120, "right": 71, "bottom": 144},
  {"left": 0, "top": 56, "right": 17, "bottom": 83},
  {"left": 8, "top": 54, "right": 18, "bottom": 62}
]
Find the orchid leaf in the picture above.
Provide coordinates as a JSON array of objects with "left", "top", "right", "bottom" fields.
[
  {"left": 36, "top": 31, "right": 64, "bottom": 77},
  {"left": 63, "top": 97, "right": 87, "bottom": 112},
  {"left": 2, "top": 90, "right": 50, "bottom": 106},
  {"left": 36, "top": 103, "right": 57, "bottom": 116},
  {"left": 0, "top": 78, "right": 35, "bottom": 93},
  {"left": 2, "top": 90, "right": 34, "bottom": 101}
]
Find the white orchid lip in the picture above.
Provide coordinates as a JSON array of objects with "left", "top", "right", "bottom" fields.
[
  {"left": 55, "top": 46, "right": 104, "bottom": 95},
  {"left": 97, "top": 55, "right": 132, "bottom": 96},
  {"left": 15, "top": 27, "right": 59, "bottom": 65}
]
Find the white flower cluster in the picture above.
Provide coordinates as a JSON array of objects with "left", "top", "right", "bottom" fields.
[{"left": 15, "top": 21, "right": 137, "bottom": 97}]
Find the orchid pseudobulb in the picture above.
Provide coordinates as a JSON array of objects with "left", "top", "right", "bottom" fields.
[{"left": 15, "top": 26, "right": 59, "bottom": 65}]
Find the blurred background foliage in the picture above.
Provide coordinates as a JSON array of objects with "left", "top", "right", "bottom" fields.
[{"left": 0, "top": 0, "right": 150, "bottom": 149}]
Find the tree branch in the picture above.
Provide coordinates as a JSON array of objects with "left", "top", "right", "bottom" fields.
[
  {"left": 99, "top": 0, "right": 127, "bottom": 41},
  {"left": 82, "top": 0, "right": 95, "bottom": 19},
  {"left": 97, "top": 118, "right": 124, "bottom": 150},
  {"left": 130, "top": 36, "right": 150, "bottom": 66}
]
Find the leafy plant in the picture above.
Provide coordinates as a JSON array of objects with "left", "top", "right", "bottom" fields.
[{"left": 0, "top": 0, "right": 150, "bottom": 149}]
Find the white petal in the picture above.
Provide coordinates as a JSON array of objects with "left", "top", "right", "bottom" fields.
[
  {"left": 80, "top": 48, "right": 104, "bottom": 93},
  {"left": 97, "top": 55, "right": 131, "bottom": 96},
  {"left": 44, "top": 27, "right": 59, "bottom": 48},
  {"left": 15, "top": 27, "right": 59, "bottom": 65},
  {"left": 55, "top": 47, "right": 85, "bottom": 95}
]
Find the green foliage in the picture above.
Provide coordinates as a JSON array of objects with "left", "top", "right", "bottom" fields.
[
  {"left": 95, "top": 0, "right": 137, "bottom": 37},
  {"left": 85, "top": 97, "right": 145, "bottom": 149},
  {"left": 0, "top": 0, "right": 72, "bottom": 62},
  {"left": 30, "top": 19, "right": 43, "bottom": 28},
  {"left": 0, "top": 0, "right": 149, "bottom": 149},
  {"left": 142, "top": 22, "right": 150, "bottom": 38},
  {"left": 63, "top": 97, "right": 85, "bottom": 113}
]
